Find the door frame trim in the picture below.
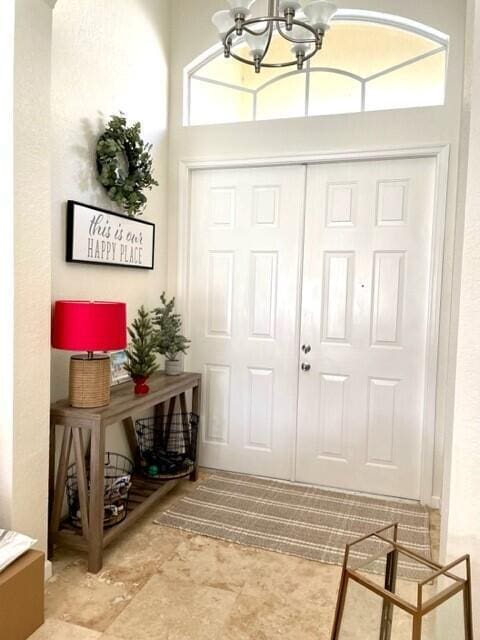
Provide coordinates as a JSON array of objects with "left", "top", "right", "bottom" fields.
[{"left": 177, "top": 144, "right": 450, "bottom": 506}]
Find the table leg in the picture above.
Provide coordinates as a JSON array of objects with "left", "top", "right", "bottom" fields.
[
  {"left": 48, "top": 417, "right": 57, "bottom": 559},
  {"left": 179, "top": 392, "right": 190, "bottom": 455},
  {"left": 412, "top": 615, "right": 422, "bottom": 640},
  {"left": 330, "top": 568, "right": 349, "bottom": 640},
  {"left": 50, "top": 424, "right": 73, "bottom": 537},
  {"left": 464, "top": 556, "right": 474, "bottom": 640},
  {"left": 155, "top": 401, "right": 166, "bottom": 420},
  {"left": 154, "top": 402, "right": 166, "bottom": 452},
  {"left": 123, "top": 416, "right": 141, "bottom": 468},
  {"left": 88, "top": 422, "right": 105, "bottom": 573},
  {"left": 190, "top": 382, "right": 201, "bottom": 482},
  {"left": 164, "top": 396, "right": 176, "bottom": 449},
  {"left": 72, "top": 428, "right": 90, "bottom": 542},
  {"left": 379, "top": 549, "right": 398, "bottom": 640}
]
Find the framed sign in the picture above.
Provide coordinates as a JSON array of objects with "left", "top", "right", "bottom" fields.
[{"left": 66, "top": 200, "right": 155, "bottom": 269}]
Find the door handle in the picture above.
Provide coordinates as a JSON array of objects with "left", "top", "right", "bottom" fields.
[
  {"left": 302, "top": 344, "right": 312, "bottom": 354},
  {"left": 301, "top": 363, "right": 311, "bottom": 372}
]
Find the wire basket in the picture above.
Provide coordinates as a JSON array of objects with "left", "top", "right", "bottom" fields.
[
  {"left": 66, "top": 452, "right": 133, "bottom": 529},
  {"left": 135, "top": 413, "right": 199, "bottom": 480}
]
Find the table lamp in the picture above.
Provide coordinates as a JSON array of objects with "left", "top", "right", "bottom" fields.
[{"left": 52, "top": 301, "right": 127, "bottom": 408}]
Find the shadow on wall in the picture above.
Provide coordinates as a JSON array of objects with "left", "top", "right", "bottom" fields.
[
  {"left": 137, "top": 0, "right": 171, "bottom": 59},
  {"left": 71, "top": 114, "right": 124, "bottom": 211}
]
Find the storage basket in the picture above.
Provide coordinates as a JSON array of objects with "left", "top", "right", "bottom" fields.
[
  {"left": 135, "top": 413, "right": 199, "bottom": 480},
  {"left": 66, "top": 452, "right": 133, "bottom": 529}
]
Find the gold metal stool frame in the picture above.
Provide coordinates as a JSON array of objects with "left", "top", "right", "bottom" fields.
[{"left": 331, "top": 523, "right": 474, "bottom": 640}]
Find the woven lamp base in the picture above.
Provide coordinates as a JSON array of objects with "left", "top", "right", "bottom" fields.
[{"left": 69, "top": 355, "right": 111, "bottom": 408}]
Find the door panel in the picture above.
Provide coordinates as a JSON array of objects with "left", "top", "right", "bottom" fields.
[
  {"left": 187, "top": 165, "right": 306, "bottom": 479},
  {"left": 295, "top": 158, "right": 437, "bottom": 499}
]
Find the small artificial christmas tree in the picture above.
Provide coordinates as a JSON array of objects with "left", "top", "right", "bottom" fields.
[
  {"left": 152, "top": 293, "right": 190, "bottom": 375},
  {"left": 125, "top": 305, "right": 159, "bottom": 393}
]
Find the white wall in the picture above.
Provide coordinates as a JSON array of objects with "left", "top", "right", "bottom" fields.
[
  {"left": 0, "top": 0, "right": 16, "bottom": 533},
  {"left": 13, "top": 0, "right": 53, "bottom": 554},
  {"left": 443, "top": 0, "right": 480, "bottom": 628},
  {"left": 167, "top": 0, "right": 467, "bottom": 506},
  {"left": 0, "top": 0, "right": 172, "bottom": 559},
  {"left": 0, "top": 0, "right": 53, "bottom": 556},
  {"left": 50, "top": 0, "right": 171, "bottom": 452}
]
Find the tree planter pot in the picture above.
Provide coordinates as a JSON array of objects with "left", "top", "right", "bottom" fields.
[
  {"left": 165, "top": 359, "right": 183, "bottom": 376},
  {"left": 133, "top": 376, "right": 150, "bottom": 395}
]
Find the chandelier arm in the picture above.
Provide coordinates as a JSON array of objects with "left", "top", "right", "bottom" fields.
[
  {"left": 259, "top": 20, "right": 275, "bottom": 64},
  {"left": 259, "top": 47, "right": 320, "bottom": 67},
  {"left": 274, "top": 18, "right": 284, "bottom": 39},
  {"left": 228, "top": 48, "right": 318, "bottom": 69},
  {"left": 276, "top": 19, "right": 319, "bottom": 44},
  {"left": 243, "top": 23, "right": 271, "bottom": 36},
  {"left": 225, "top": 16, "right": 317, "bottom": 42},
  {"left": 229, "top": 15, "right": 283, "bottom": 29}
]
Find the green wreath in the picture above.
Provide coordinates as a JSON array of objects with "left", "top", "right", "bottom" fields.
[{"left": 96, "top": 114, "right": 158, "bottom": 217}]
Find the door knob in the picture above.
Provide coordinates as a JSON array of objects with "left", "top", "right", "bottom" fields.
[
  {"left": 302, "top": 344, "right": 312, "bottom": 354},
  {"left": 301, "top": 363, "right": 311, "bottom": 372}
]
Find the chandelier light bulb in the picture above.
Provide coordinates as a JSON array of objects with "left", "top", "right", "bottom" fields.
[
  {"left": 279, "top": 0, "right": 302, "bottom": 11},
  {"left": 212, "top": 9, "right": 234, "bottom": 42},
  {"left": 245, "top": 30, "right": 271, "bottom": 57},
  {"left": 226, "top": 0, "right": 255, "bottom": 16},
  {"left": 295, "top": 9, "right": 313, "bottom": 26},
  {"left": 303, "top": 0, "right": 338, "bottom": 31},
  {"left": 294, "top": 10, "right": 310, "bottom": 24},
  {"left": 212, "top": 10, "right": 235, "bottom": 39},
  {"left": 290, "top": 23, "right": 313, "bottom": 54}
]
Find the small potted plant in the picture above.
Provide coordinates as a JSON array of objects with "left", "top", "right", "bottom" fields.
[
  {"left": 124, "top": 305, "right": 159, "bottom": 394},
  {"left": 152, "top": 293, "right": 190, "bottom": 376}
]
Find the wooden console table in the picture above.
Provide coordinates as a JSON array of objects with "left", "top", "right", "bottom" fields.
[{"left": 48, "top": 372, "right": 201, "bottom": 573}]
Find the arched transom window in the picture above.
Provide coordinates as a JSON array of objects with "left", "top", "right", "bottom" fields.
[{"left": 184, "top": 11, "right": 449, "bottom": 126}]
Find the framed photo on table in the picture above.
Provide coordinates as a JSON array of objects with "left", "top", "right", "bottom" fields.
[
  {"left": 110, "top": 350, "right": 130, "bottom": 386},
  {"left": 66, "top": 200, "right": 155, "bottom": 270}
]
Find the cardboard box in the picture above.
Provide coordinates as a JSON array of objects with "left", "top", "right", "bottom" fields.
[{"left": 0, "top": 550, "right": 44, "bottom": 640}]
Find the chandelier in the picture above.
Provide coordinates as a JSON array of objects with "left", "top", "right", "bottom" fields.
[{"left": 212, "top": 0, "right": 338, "bottom": 73}]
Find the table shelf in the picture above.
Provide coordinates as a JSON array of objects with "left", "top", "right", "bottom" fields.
[{"left": 48, "top": 372, "right": 201, "bottom": 572}]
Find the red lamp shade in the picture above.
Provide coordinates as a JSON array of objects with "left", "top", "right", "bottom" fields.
[{"left": 52, "top": 301, "right": 127, "bottom": 352}]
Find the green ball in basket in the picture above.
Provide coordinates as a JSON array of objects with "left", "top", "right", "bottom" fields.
[{"left": 147, "top": 465, "right": 159, "bottom": 477}]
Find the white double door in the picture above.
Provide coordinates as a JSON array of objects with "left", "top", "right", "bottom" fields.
[{"left": 187, "top": 156, "right": 437, "bottom": 500}]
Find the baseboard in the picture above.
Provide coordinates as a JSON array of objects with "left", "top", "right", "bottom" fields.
[{"left": 44, "top": 559, "right": 52, "bottom": 581}]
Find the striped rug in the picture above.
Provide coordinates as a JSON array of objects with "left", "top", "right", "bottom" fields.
[{"left": 155, "top": 472, "right": 432, "bottom": 579}]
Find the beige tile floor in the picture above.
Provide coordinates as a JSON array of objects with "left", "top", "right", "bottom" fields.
[{"left": 30, "top": 472, "right": 440, "bottom": 640}]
